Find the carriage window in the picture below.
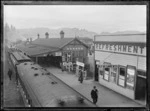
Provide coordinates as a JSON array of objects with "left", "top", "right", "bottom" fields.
[{"left": 118, "top": 66, "right": 126, "bottom": 87}]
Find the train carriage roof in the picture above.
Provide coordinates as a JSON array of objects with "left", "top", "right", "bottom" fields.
[
  {"left": 12, "top": 52, "right": 31, "bottom": 62},
  {"left": 17, "top": 62, "right": 95, "bottom": 107}
]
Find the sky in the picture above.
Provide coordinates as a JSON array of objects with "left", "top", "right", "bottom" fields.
[{"left": 4, "top": 5, "right": 146, "bottom": 33}]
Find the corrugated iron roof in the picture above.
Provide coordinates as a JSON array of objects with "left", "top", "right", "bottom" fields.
[
  {"left": 32, "top": 38, "right": 74, "bottom": 48},
  {"left": 16, "top": 37, "right": 89, "bottom": 56},
  {"left": 16, "top": 43, "right": 59, "bottom": 56}
]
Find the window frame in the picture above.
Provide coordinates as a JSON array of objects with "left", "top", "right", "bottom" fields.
[
  {"left": 103, "top": 62, "right": 111, "bottom": 82},
  {"left": 117, "top": 65, "right": 126, "bottom": 88},
  {"left": 110, "top": 65, "right": 118, "bottom": 83},
  {"left": 137, "top": 69, "right": 146, "bottom": 79},
  {"left": 98, "top": 61, "right": 104, "bottom": 78}
]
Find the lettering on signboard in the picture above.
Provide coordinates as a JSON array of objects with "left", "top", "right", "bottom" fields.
[{"left": 95, "top": 42, "right": 146, "bottom": 56}]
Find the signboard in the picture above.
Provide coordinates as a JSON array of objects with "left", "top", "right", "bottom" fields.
[
  {"left": 76, "top": 61, "right": 84, "bottom": 67},
  {"left": 55, "top": 52, "right": 62, "bottom": 56},
  {"left": 94, "top": 42, "right": 146, "bottom": 56},
  {"left": 66, "top": 47, "right": 83, "bottom": 50},
  {"left": 63, "top": 62, "right": 72, "bottom": 66},
  {"left": 96, "top": 61, "right": 100, "bottom": 65},
  {"left": 126, "top": 66, "right": 135, "bottom": 89},
  {"left": 118, "top": 79, "right": 125, "bottom": 87}
]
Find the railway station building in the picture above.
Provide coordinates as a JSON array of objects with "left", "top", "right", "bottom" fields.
[
  {"left": 16, "top": 31, "right": 93, "bottom": 78},
  {"left": 94, "top": 34, "right": 146, "bottom": 102}
]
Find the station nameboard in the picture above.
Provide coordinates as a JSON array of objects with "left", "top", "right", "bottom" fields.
[
  {"left": 94, "top": 42, "right": 146, "bottom": 56},
  {"left": 76, "top": 61, "right": 84, "bottom": 67}
]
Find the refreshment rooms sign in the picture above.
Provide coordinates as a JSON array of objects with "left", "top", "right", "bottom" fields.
[{"left": 94, "top": 42, "right": 146, "bottom": 56}]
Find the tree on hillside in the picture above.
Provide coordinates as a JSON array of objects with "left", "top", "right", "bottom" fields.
[
  {"left": 15, "top": 39, "right": 23, "bottom": 45},
  {"left": 4, "top": 23, "right": 10, "bottom": 38},
  {"left": 11, "top": 25, "right": 16, "bottom": 31}
]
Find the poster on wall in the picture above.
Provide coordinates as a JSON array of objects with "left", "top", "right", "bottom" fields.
[
  {"left": 126, "top": 66, "right": 135, "bottom": 90},
  {"left": 118, "top": 78, "right": 125, "bottom": 86},
  {"left": 118, "top": 67, "right": 126, "bottom": 87},
  {"left": 104, "top": 70, "right": 109, "bottom": 81}
]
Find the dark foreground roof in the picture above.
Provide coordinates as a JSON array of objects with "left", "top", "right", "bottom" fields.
[{"left": 16, "top": 43, "right": 59, "bottom": 56}]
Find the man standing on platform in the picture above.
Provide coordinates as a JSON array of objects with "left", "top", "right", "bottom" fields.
[
  {"left": 8, "top": 68, "right": 12, "bottom": 80},
  {"left": 91, "top": 86, "right": 98, "bottom": 104}
]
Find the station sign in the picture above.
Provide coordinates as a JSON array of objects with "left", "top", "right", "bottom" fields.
[
  {"left": 76, "top": 61, "right": 84, "bottom": 67},
  {"left": 66, "top": 47, "right": 83, "bottom": 50},
  {"left": 94, "top": 42, "right": 146, "bottom": 56},
  {"left": 63, "top": 62, "right": 72, "bottom": 66},
  {"left": 96, "top": 61, "right": 100, "bottom": 65}
]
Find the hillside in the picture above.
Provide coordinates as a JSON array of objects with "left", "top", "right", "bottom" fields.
[{"left": 17, "top": 27, "right": 98, "bottom": 40}]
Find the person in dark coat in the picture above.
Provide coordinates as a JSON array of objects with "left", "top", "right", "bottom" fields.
[
  {"left": 78, "top": 69, "right": 83, "bottom": 83},
  {"left": 91, "top": 86, "right": 98, "bottom": 104},
  {"left": 8, "top": 69, "right": 12, "bottom": 80}
]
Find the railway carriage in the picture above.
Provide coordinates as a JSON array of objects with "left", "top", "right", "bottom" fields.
[{"left": 9, "top": 51, "right": 96, "bottom": 107}]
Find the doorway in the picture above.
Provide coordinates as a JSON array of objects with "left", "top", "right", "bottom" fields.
[
  {"left": 135, "top": 76, "right": 146, "bottom": 100},
  {"left": 95, "top": 61, "right": 99, "bottom": 81}
]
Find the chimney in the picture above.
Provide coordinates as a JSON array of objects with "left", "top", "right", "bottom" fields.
[
  {"left": 60, "top": 30, "right": 64, "bottom": 39},
  {"left": 37, "top": 34, "right": 40, "bottom": 39},
  {"left": 45, "top": 32, "right": 49, "bottom": 39}
]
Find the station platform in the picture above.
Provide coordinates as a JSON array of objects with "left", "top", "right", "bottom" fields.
[{"left": 45, "top": 66, "right": 145, "bottom": 107}]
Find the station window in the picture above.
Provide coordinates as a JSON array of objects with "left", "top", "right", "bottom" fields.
[
  {"left": 99, "top": 62, "right": 104, "bottom": 78},
  {"left": 103, "top": 62, "right": 111, "bottom": 81},
  {"left": 137, "top": 69, "right": 146, "bottom": 77},
  {"left": 126, "top": 65, "right": 136, "bottom": 90},
  {"left": 118, "top": 66, "right": 126, "bottom": 87},
  {"left": 110, "top": 65, "right": 118, "bottom": 83}
]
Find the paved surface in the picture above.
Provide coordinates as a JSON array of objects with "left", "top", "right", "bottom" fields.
[
  {"left": 2, "top": 45, "right": 24, "bottom": 108},
  {"left": 46, "top": 66, "right": 145, "bottom": 107}
]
